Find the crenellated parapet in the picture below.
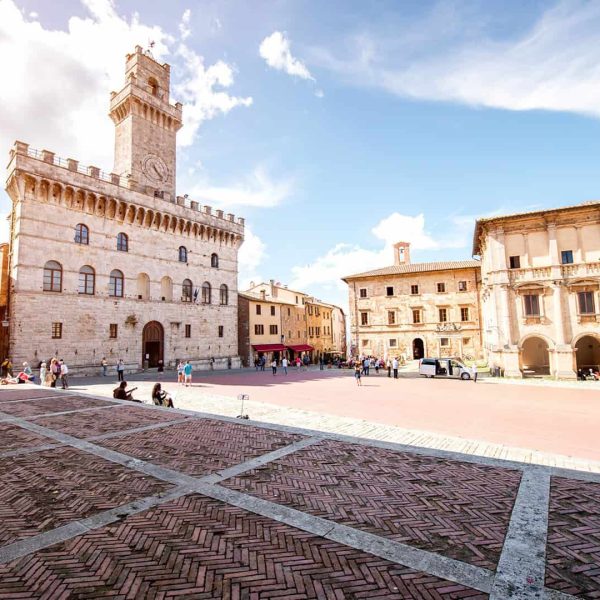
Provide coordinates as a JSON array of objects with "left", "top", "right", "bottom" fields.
[{"left": 6, "top": 141, "right": 245, "bottom": 248}]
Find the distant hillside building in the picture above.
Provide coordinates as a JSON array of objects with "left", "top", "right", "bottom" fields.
[
  {"left": 473, "top": 201, "right": 600, "bottom": 379},
  {"left": 2, "top": 46, "right": 244, "bottom": 373},
  {"left": 343, "top": 242, "right": 483, "bottom": 361}
]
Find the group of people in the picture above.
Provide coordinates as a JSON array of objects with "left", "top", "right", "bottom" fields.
[
  {"left": 176, "top": 361, "right": 193, "bottom": 386},
  {"left": 578, "top": 368, "right": 600, "bottom": 381},
  {"left": 112, "top": 381, "right": 174, "bottom": 408},
  {"left": 352, "top": 356, "right": 402, "bottom": 384},
  {"left": 0, "top": 357, "right": 69, "bottom": 387}
]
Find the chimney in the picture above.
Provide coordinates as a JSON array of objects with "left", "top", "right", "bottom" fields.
[
  {"left": 270, "top": 279, "right": 277, "bottom": 298},
  {"left": 393, "top": 242, "right": 411, "bottom": 266}
]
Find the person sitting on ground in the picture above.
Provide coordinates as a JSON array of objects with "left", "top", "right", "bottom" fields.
[
  {"left": 112, "top": 381, "right": 140, "bottom": 402},
  {"left": 151, "top": 382, "right": 174, "bottom": 408}
]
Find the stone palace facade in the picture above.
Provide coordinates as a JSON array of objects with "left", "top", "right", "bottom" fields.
[{"left": 1, "top": 46, "right": 244, "bottom": 374}]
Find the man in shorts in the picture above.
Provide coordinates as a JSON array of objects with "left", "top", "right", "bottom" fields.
[{"left": 183, "top": 361, "right": 193, "bottom": 386}]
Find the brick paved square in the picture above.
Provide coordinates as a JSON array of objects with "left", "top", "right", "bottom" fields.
[
  {"left": 546, "top": 476, "right": 600, "bottom": 598},
  {"left": 221, "top": 439, "right": 522, "bottom": 570},
  {"left": 0, "top": 446, "right": 172, "bottom": 546},
  {"left": 0, "top": 388, "right": 60, "bottom": 403},
  {"left": 0, "top": 493, "right": 487, "bottom": 599},
  {"left": 35, "top": 404, "right": 189, "bottom": 438},
  {"left": 0, "top": 395, "right": 116, "bottom": 418},
  {"left": 97, "top": 418, "right": 304, "bottom": 477},
  {"left": 0, "top": 423, "right": 57, "bottom": 452}
]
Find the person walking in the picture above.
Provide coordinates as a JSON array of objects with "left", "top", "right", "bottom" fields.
[
  {"left": 471, "top": 362, "right": 478, "bottom": 383},
  {"left": 296, "top": 357, "right": 301, "bottom": 372},
  {"left": 392, "top": 357, "right": 399, "bottom": 379},
  {"left": 271, "top": 358, "right": 277, "bottom": 376},
  {"left": 282, "top": 357, "right": 288, "bottom": 375},
  {"left": 39, "top": 362, "right": 47, "bottom": 386},
  {"left": 260, "top": 356, "right": 266, "bottom": 372},
  {"left": 117, "top": 359, "right": 125, "bottom": 382},
  {"left": 387, "top": 358, "right": 392, "bottom": 378},
  {"left": 59, "top": 359, "right": 69, "bottom": 389},
  {"left": 319, "top": 356, "right": 324, "bottom": 371},
  {"left": 354, "top": 362, "right": 362, "bottom": 386},
  {"left": 183, "top": 361, "right": 193, "bottom": 387},
  {"left": 101, "top": 357, "right": 108, "bottom": 377},
  {"left": 177, "top": 361, "right": 184, "bottom": 384},
  {"left": 50, "top": 358, "right": 61, "bottom": 388}
]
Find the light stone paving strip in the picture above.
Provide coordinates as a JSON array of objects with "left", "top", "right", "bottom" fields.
[
  {"left": 0, "top": 402, "right": 118, "bottom": 423},
  {"left": 490, "top": 468, "right": 551, "bottom": 600},
  {"left": 544, "top": 589, "right": 580, "bottom": 600}
]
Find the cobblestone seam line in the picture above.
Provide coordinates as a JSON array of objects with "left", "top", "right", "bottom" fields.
[
  {"left": 86, "top": 418, "right": 193, "bottom": 441},
  {"left": 0, "top": 395, "right": 80, "bottom": 405},
  {"left": 544, "top": 589, "right": 580, "bottom": 600},
  {"left": 0, "top": 403, "right": 117, "bottom": 423},
  {"left": 0, "top": 411, "right": 493, "bottom": 592},
  {"left": 490, "top": 467, "right": 551, "bottom": 600},
  {"left": 0, "top": 443, "right": 64, "bottom": 459},
  {"left": 0, "top": 486, "right": 190, "bottom": 564}
]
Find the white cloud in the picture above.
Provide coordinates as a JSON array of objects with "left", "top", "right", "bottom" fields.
[
  {"left": 289, "top": 212, "right": 473, "bottom": 294},
  {"left": 238, "top": 226, "right": 267, "bottom": 290},
  {"left": 179, "top": 8, "right": 191, "bottom": 40},
  {"left": 186, "top": 166, "right": 293, "bottom": 208},
  {"left": 175, "top": 43, "right": 252, "bottom": 147},
  {"left": 0, "top": 0, "right": 250, "bottom": 173},
  {"left": 311, "top": 0, "right": 600, "bottom": 118},
  {"left": 259, "top": 31, "right": 314, "bottom": 81}
]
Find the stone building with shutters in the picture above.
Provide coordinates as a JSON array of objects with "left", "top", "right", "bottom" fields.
[
  {"left": 473, "top": 201, "right": 600, "bottom": 379},
  {"left": 237, "top": 280, "right": 346, "bottom": 366},
  {"left": 343, "top": 242, "right": 483, "bottom": 362},
  {"left": 1, "top": 46, "right": 244, "bottom": 374}
]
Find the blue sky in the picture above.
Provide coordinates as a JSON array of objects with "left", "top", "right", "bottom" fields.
[{"left": 2, "top": 0, "right": 600, "bottom": 310}]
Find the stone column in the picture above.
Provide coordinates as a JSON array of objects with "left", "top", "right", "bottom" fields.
[{"left": 551, "top": 282, "right": 576, "bottom": 379}]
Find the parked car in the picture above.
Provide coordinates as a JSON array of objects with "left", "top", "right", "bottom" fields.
[{"left": 419, "top": 357, "right": 471, "bottom": 380}]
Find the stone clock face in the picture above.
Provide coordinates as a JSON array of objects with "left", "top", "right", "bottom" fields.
[{"left": 142, "top": 155, "right": 169, "bottom": 183}]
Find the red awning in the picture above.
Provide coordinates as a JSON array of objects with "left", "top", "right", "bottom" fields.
[
  {"left": 251, "top": 344, "right": 286, "bottom": 352},
  {"left": 286, "top": 344, "right": 314, "bottom": 352}
]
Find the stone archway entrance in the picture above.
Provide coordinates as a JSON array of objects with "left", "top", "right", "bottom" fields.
[
  {"left": 413, "top": 338, "right": 424, "bottom": 359},
  {"left": 575, "top": 335, "right": 600, "bottom": 373},
  {"left": 142, "top": 321, "right": 164, "bottom": 368},
  {"left": 521, "top": 336, "right": 550, "bottom": 376}
]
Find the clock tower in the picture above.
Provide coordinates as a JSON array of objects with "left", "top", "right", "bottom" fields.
[{"left": 109, "top": 46, "right": 183, "bottom": 199}]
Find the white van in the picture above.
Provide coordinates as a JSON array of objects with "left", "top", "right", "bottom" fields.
[{"left": 419, "top": 357, "right": 471, "bottom": 380}]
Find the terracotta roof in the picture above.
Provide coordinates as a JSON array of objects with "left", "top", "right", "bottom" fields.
[
  {"left": 472, "top": 200, "right": 600, "bottom": 255},
  {"left": 342, "top": 260, "right": 481, "bottom": 281}
]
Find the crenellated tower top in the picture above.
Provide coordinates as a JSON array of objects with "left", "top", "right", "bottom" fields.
[{"left": 109, "top": 46, "right": 182, "bottom": 200}]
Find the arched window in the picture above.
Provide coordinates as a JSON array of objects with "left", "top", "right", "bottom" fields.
[
  {"left": 211, "top": 253, "right": 219, "bottom": 268},
  {"left": 117, "top": 232, "right": 128, "bottom": 252},
  {"left": 182, "top": 279, "right": 193, "bottom": 302},
  {"left": 43, "top": 260, "right": 62, "bottom": 292},
  {"left": 137, "top": 273, "right": 150, "bottom": 300},
  {"left": 148, "top": 77, "right": 159, "bottom": 96},
  {"left": 202, "top": 281, "right": 211, "bottom": 304},
  {"left": 161, "top": 276, "right": 173, "bottom": 302},
  {"left": 74, "top": 223, "right": 89, "bottom": 245},
  {"left": 78, "top": 265, "right": 95, "bottom": 295},
  {"left": 179, "top": 246, "right": 188, "bottom": 263},
  {"left": 220, "top": 284, "right": 228, "bottom": 305},
  {"left": 109, "top": 269, "right": 124, "bottom": 297}
]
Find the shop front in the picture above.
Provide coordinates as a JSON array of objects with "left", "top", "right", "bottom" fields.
[
  {"left": 286, "top": 344, "right": 314, "bottom": 363},
  {"left": 251, "top": 344, "right": 286, "bottom": 367}
]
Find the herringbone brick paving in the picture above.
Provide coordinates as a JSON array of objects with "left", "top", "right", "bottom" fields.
[
  {"left": 0, "top": 388, "right": 61, "bottom": 402},
  {"left": 35, "top": 404, "right": 189, "bottom": 438},
  {"left": 97, "top": 418, "right": 304, "bottom": 476},
  {"left": 0, "top": 493, "right": 488, "bottom": 599},
  {"left": 0, "top": 395, "right": 116, "bottom": 417},
  {"left": 221, "top": 439, "right": 522, "bottom": 570},
  {"left": 0, "top": 446, "right": 172, "bottom": 546},
  {"left": 0, "top": 422, "right": 56, "bottom": 451},
  {"left": 546, "top": 476, "right": 600, "bottom": 599}
]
